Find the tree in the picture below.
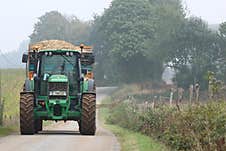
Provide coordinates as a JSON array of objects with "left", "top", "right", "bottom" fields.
[
  {"left": 30, "top": 11, "right": 70, "bottom": 43},
  {"left": 91, "top": 0, "right": 185, "bottom": 84},
  {"left": 217, "top": 22, "right": 226, "bottom": 82},
  {"left": 30, "top": 11, "right": 91, "bottom": 45},
  {"left": 168, "top": 17, "right": 221, "bottom": 88},
  {"left": 219, "top": 22, "right": 226, "bottom": 38}
]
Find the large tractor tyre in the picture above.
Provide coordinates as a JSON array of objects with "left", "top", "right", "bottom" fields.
[
  {"left": 20, "top": 93, "right": 35, "bottom": 135},
  {"left": 80, "top": 94, "right": 96, "bottom": 135},
  {"left": 35, "top": 119, "right": 43, "bottom": 133}
]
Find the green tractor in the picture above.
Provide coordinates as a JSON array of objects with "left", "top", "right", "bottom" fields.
[{"left": 20, "top": 40, "right": 96, "bottom": 135}]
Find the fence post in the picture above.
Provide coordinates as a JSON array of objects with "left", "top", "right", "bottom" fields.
[
  {"left": 195, "top": 83, "right": 200, "bottom": 103},
  {"left": 189, "top": 84, "right": 194, "bottom": 104},
  {"left": 170, "top": 88, "right": 176, "bottom": 107},
  {"left": 152, "top": 96, "right": 157, "bottom": 109}
]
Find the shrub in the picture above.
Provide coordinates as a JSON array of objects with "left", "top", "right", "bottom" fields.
[{"left": 107, "top": 100, "right": 226, "bottom": 151}]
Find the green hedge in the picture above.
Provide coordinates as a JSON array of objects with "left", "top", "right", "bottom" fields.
[{"left": 107, "top": 101, "right": 226, "bottom": 151}]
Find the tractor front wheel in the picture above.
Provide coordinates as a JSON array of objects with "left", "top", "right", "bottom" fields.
[
  {"left": 80, "top": 93, "right": 96, "bottom": 135},
  {"left": 35, "top": 119, "right": 43, "bottom": 133},
  {"left": 20, "top": 93, "right": 35, "bottom": 135}
]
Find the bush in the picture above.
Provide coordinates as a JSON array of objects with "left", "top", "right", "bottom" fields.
[{"left": 107, "top": 101, "right": 226, "bottom": 151}]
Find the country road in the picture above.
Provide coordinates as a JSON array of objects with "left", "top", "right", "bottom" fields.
[{"left": 0, "top": 87, "right": 120, "bottom": 151}]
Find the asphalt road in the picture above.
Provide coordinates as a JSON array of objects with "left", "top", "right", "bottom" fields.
[{"left": 0, "top": 87, "right": 120, "bottom": 151}]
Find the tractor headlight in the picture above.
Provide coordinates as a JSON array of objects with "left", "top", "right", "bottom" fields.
[{"left": 49, "top": 91, "right": 67, "bottom": 96}]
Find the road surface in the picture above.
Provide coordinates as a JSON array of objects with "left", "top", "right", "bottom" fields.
[{"left": 0, "top": 87, "right": 120, "bottom": 151}]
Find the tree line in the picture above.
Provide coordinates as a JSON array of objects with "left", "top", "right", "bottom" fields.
[{"left": 30, "top": 0, "right": 226, "bottom": 89}]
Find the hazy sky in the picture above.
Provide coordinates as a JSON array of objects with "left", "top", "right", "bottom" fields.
[{"left": 0, "top": 0, "right": 225, "bottom": 52}]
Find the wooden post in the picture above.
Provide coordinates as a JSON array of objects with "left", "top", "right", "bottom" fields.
[
  {"left": 175, "top": 88, "right": 183, "bottom": 111},
  {"left": 189, "top": 85, "right": 194, "bottom": 104},
  {"left": 195, "top": 83, "right": 200, "bottom": 103},
  {"left": 169, "top": 88, "right": 174, "bottom": 106},
  {"left": 207, "top": 71, "right": 215, "bottom": 100},
  {"left": 208, "top": 79, "right": 213, "bottom": 100},
  {"left": 169, "top": 92, "right": 173, "bottom": 106},
  {"left": 152, "top": 96, "right": 157, "bottom": 109},
  {"left": 178, "top": 88, "right": 184, "bottom": 103}
]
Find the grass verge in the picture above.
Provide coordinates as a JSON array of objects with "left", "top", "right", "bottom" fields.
[
  {"left": 0, "top": 126, "right": 17, "bottom": 137},
  {"left": 99, "top": 98, "right": 168, "bottom": 151}
]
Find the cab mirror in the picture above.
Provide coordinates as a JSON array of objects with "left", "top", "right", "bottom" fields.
[
  {"left": 81, "top": 54, "right": 95, "bottom": 65},
  {"left": 79, "top": 77, "right": 84, "bottom": 82},
  {"left": 22, "top": 53, "right": 28, "bottom": 63}
]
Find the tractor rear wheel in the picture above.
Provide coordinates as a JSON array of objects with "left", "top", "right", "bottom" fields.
[
  {"left": 80, "top": 93, "right": 96, "bottom": 135},
  {"left": 35, "top": 119, "right": 43, "bottom": 133},
  {"left": 20, "top": 93, "right": 35, "bottom": 135}
]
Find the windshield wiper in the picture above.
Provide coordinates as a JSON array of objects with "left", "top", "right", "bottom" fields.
[
  {"left": 61, "top": 60, "right": 66, "bottom": 74},
  {"left": 61, "top": 54, "right": 75, "bottom": 67}
]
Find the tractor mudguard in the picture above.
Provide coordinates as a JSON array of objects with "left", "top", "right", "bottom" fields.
[
  {"left": 24, "top": 79, "right": 34, "bottom": 92},
  {"left": 82, "top": 92, "right": 96, "bottom": 96},
  {"left": 87, "top": 79, "right": 95, "bottom": 92},
  {"left": 83, "top": 79, "right": 95, "bottom": 93},
  {"left": 20, "top": 91, "right": 34, "bottom": 96}
]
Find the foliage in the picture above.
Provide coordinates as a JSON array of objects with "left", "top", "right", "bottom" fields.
[
  {"left": 107, "top": 99, "right": 226, "bottom": 151},
  {"left": 216, "top": 22, "right": 226, "bottom": 82},
  {"left": 91, "top": 0, "right": 226, "bottom": 88},
  {"left": 28, "top": 2, "right": 226, "bottom": 88},
  {"left": 99, "top": 99, "right": 168, "bottom": 151},
  {"left": 91, "top": 0, "right": 185, "bottom": 84},
  {"left": 30, "top": 11, "right": 91, "bottom": 45},
  {"left": 0, "top": 126, "right": 16, "bottom": 136},
  {"left": 219, "top": 22, "right": 226, "bottom": 38},
  {"left": 167, "top": 17, "right": 224, "bottom": 88},
  {"left": 1, "top": 69, "right": 25, "bottom": 126},
  {"left": 0, "top": 102, "right": 3, "bottom": 126},
  {"left": 105, "top": 85, "right": 226, "bottom": 150}
]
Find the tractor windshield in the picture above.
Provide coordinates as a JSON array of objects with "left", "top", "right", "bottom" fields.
[
  {"left": 39, "top": 53, "right": 79, "bottom": 96},
  {"left": 41, "top": 54, "right": 77, "bottom": 76}
]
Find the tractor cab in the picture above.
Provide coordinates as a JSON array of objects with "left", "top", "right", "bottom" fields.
[{"left": 20, "top": 40, "right": 96, "bottom": 135}]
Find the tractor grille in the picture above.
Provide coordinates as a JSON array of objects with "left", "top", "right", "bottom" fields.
[
  {"left": 49, "top": 82, "right": 67, "bottom": 91},
  {"left": 53, "top": 104, "right": 62, "bottom": 116}
]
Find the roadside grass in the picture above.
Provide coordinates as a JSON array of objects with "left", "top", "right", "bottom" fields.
[
  {"left": 0, "top": 126, "right": 18, "bottom": 136},
  {"left": 0, "top": 69, "right": 25, "bottom": 135},
  {"left": 99, "top": 97, "right": 168, "bottom": 151},
  {"left": 1, "top": 69, "right": 25, "bottom": 118}
]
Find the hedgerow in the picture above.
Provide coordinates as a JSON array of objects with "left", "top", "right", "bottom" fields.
[{"left": 107, "top": 101, "right": 226, "bottom": 151}]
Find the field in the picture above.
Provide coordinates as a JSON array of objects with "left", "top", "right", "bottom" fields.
[{"left": 0, "top": 69, "right": 25, "bottom": 127}]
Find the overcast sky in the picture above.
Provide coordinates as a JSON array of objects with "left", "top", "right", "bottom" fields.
[{"left": 0, "top": 0, "right": 225, "bottom": 52}]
